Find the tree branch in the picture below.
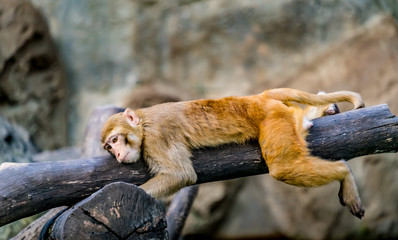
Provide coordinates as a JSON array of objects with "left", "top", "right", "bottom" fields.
[
  {"left": 166, "top": 185, "right": 199, "bottom": 240},
  {"left": 1, "top": 104, "right": 397, "bottom": 227}
]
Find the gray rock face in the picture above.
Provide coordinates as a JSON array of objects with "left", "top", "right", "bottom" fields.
[
  {"left": 0, "top": 116, "right": 37, "bottom": 163},
  {"left": 30, "top": 0, "right": 139, "bottom": 145},
  {"left": 0, "top": 0, "right": 67, "bottom": 150}
]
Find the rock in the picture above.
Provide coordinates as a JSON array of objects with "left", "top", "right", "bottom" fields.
[
  {"left": 0, "top": 116, "right": 37, "bottom": 163},
  {"left": 0, "top": 0, "right": 67, "bottom": 150},
  {"left": 131, "top": 0, "right": 390, "bottom": 98},
  {"left": 30, "top": 0, "right": 139, "bottom": 145}
]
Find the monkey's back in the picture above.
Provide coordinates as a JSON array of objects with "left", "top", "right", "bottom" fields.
[{"left": 138, "top": 95, "right": 268, "bottom": 149}]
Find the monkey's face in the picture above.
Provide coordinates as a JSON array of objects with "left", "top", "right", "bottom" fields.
[
  {"left": 101, "top": 108, "right": 144, "bottom": 164},
  {"left": 103, "top": 133, "right": 142, "bottom": 163}
]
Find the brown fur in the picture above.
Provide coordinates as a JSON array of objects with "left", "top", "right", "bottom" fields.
[{"left": 101, "top": 88, "right": 365, "bottom": 218}]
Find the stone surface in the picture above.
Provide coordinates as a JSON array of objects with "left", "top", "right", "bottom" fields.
[
  {"left": 131, "top": 0, "right": 395, "bottom": 98},
  {"left": 0, "top": 116, "right": 37, "bottom": 163},
  {"left": 0, "top": 0, "right": 67, "bottom": 150},
  {"left": 30, "top": 0, "right": 140, "bottom": 145}
]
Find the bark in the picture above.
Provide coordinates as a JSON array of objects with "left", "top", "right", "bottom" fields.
[{"left": 1, "top": 104, "right": 397, "bottom": 227}]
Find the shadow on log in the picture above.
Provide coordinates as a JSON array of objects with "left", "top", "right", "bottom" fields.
[{"left": 1, "top": 104, "right": 398, "bottom": 227}]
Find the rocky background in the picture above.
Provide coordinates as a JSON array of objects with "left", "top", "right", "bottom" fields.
[{"left": 1, "top": 0, "right": 398, "bottom": 239}]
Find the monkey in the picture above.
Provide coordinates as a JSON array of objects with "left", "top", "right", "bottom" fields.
[{"left": 101, "top": 88, "right": 365, "bottom": 219}]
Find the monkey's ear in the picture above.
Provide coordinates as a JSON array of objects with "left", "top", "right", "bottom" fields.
[{"left": 124, "top": 108, "right": 140, "bottom": 127}]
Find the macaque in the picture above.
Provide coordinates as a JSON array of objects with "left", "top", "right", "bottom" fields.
[{"left": 101, "top": 88, "right": 365, "bottom": 218}]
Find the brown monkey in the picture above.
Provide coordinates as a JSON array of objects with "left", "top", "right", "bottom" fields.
[{"left": 101, "top": 88, "right": 365, "bottom": 218}]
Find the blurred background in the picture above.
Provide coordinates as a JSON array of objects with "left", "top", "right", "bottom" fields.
[{"left": 1, "top": 0, "right": 398, "bottom": 239}]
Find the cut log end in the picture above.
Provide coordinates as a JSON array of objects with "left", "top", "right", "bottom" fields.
[{"left": 49, "top": 182, "right": 168, "bottom": 240}]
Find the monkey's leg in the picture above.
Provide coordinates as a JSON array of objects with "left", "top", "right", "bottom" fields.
[
  {"left": 337, "top": 160, "right": 364, "bottom": 217},
  {"left": 259, "top": 113, "right": 364, "bottom": 218},
  {"left": 270, "top": 157, "right": 363, "bottom": 218}
]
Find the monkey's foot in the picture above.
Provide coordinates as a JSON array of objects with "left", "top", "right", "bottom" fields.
[
  {"left": 338, "top": 174, "right": 365, "bottom": 219},
  {"left": 324, "top": 103, "right": 340, "bottom": 116}
]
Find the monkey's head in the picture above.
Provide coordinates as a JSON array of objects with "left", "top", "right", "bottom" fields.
[{"left": 101, "top": 108, "right": 144, "bottom": 163}]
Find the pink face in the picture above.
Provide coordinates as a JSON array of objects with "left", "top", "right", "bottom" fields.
[{"left": 103, "top": 133, "right": 141, "bottom": 163}]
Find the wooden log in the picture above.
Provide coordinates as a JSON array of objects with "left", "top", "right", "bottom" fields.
[
  {"left": 1, "top": 104, "right": 397, "bottom": 227},
  {"left": 48, "top": 182, "right": 167, "bottom": 240},
  {"left": 166, "top": 186, "right": 199, "bottom": 240}
]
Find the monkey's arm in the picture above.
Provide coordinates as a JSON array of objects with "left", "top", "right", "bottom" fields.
[{"left": 1, "top": 104, "right": 397, "bottom": 226}]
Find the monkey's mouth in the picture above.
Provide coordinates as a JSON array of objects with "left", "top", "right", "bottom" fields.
[
  {"left": 119, "top": 152, "right": 130, "bottom": 163},
  {"left": 121, "top": 150, "right": 141, "bottom": 164}
]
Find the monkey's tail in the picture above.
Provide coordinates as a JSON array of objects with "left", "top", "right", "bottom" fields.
[{"left": 263, "top": 88, "right": 364, "bottom": 109}]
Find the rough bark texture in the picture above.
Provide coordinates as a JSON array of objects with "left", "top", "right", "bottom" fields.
[
  {"left": 0, "top": 104, "right": 397, "bottom": 227},
  {"left": 47, "top": 182, "right": 167, "bottom": 240}
]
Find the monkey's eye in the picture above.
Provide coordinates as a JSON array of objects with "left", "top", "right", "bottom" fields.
[
  {"left": 112, "top": 136, "right": 118, "bottom": 143},
  {"left": 105, "top": 144, "right": 112, "bottom": 151}
]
